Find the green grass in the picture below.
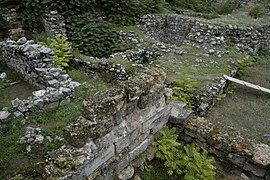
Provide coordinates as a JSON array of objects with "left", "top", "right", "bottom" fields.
[
  {"left": 0, "top": 68, "right": 112, "bottom": 178},
  {"left": 0, "top": 64, "right": 34, "bottom": 109},
  {"left": 155, "top": 45, "right": 252, "bottom": 87},
  {"left": 205, "top": 52, "right": 270, "bottom": 143}
]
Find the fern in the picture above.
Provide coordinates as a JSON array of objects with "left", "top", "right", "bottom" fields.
[{"left": 153, "top": 126, "right": 216, "bottom": 179}]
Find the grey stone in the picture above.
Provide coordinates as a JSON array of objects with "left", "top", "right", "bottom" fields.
[
  {"left": 0, "top": 110, "right": 10, "bottom": 120},
  {"left": 129, "top": 135, "right": 153, "bottom": 161},
  {"left": 46, "top": 136, "right": 53, "bottom": 142},
  {"left": 68, "top": 81, "right": 81, "bottom": 89},
  {"left": 169, "top": 101, "right": 192, "bottom": 124},
  {"left": 47, "top": 79, "right": 60, "bottom": 87},
  {"left": 33, "top": 99, "right": 44, "bottom": 109},
  {"left": 243, "top": 162, "right": 266, "bottom": 177},
  {"left": 142, "top": 106, "right": 171, "bottom": 133},
  {"left": 252, "top": 144, "right": 270, "bottom": 166},
  {"left": 26, "top": 145, "right": 31, "bottom": 152},
  {"left": 50, "top": 91, "right": 64, "bottom": 101},
  {"left": 0, "top": 72, "right": 7, "bottom": 79},
  {"left": 32, "top": 90, "right": 46, "bottom": 97},
  {"left": 34, "top": 134, "right": 44, "bottom": 143},
  {"left": 118, "top": 166, "right": 134, "bottom": 180},
  {"left": 39, "top": 46, "right": 52, "bottom": 54},
  {"left": 209, "top": 49, "right": 215, "bottom": 54},
  {"left": 60, "top": 87, "right": 72, "bottom": 95},
  {"left": 17, "top": 37, "right": 27, "bottom": 45},
  {"left": 84, "top": 144, "right": 115, "bottom": 176},
  {"left": 14, "top": 111, "right": 23, "bottom": 118},
  {"left": 228, "top": 153, "right": 246, "bottom": 167},
  {"left": 262, "top": 134, "right": 270, "bottom": 142}
]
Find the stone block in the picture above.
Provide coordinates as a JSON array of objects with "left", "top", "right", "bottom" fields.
[
  {"left": 115, "top": 135, "right": 131, "bottom": 154},
  {"left": 84, "top": 144, "right": 115, "bottom": 176},
  {"left": 142, "top": 106, "right": 171, "bottom": 133},
  {"left": 129, "top": 130, "right": 150, "bottom": 151},
  {"left": 129, "top": 135, "right": 154, "bottom": 161},
  {"left": 150, "top": 109, "right": 171, "bottom": 134},
  {"left": 243, "top": 162, "right": 266, "bottom": 177},
  {"left": 228, "top": 153, "right": 246, "bottom": 168},
  {"left": 169, "top": 101, "right": 193, "bottom": 125},
  {"left": 114, "top": 153, "right": 130, "bottom": 174}
]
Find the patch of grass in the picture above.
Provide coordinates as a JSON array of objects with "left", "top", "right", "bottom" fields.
[
  {"left": 156, "top": 45, "right": 250, "bottom": 87},
  {"left": 205, "top": 53, "right": 270, "bottom": 141}
]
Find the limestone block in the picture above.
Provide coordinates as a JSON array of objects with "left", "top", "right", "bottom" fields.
[
  {"left": 228, "top": 153, "right": 246, "bottom": 168},
  {"left": 243, "top": 162, "right": 266, "bottom": 177},
  {"left": 142, "top": 106, "right": 171, "bottom": 133},
  {"left": 84, "top": 144, "right": 115, "bottom": 176},
  {"left": 129, "top": 135, "right": 154, "bottom": 161},
  {"left": 252, "top": 144, "right": 270, "bottom": 167}
]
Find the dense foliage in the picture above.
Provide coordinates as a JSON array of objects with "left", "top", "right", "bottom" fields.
[
  {"left": 65, "top": 13, "right": 121, "bottom": 58},
  {"left": 0, "top": 0, "right": 242, "bottom": 57},
  {"left": 0, "top": 17, "right": 8, "bottom": 40},
  {"left": 153, "top": 126, "right": 216, "bottom": 179}
]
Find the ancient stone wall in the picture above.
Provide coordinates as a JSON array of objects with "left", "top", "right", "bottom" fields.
[
  {"left": 42, "top": 10, "right": 66, "bottom": 37},
  {"left": 0, "top": 37, "right": 79, "bottom": 120},
  {"left": 175, "top": 117, "right": 270, "bottom": 179},
  {"left": 139, "top": 14, "right": 270, "bottom": 53},
  {"left": 44, "top": 69, "right": 192, "bottom": 179},
  {"left": 260, "top": 24, "right": 270, "bottom": 52}
]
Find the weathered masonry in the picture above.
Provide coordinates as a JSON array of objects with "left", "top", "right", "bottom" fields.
[
  {"left": 44, "top": 69, "right": 192, "bottom": 179},
  {"left": 139, "top": 14, "right": 270, "bottom": 54}
]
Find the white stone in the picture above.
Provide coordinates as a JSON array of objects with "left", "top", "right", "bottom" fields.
[
  {"left": 32, "top": 90, "right": 46, "bottom": 97},
  {"left": 0, "top": 72, "right": 7, "bottom": 79},
  {"left": 118, "top": 166, "right": 134, "bottom": 180},
  {"left": 0, "top": 110, "right": 10, "bottom": 120}
]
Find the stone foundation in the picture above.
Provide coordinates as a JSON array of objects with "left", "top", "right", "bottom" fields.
[
  {"left": 0, "top": 37, "right": 79, "bottom": 121},
  {"left": 139, "top": 14, "right": 270, "bottom": 53}
]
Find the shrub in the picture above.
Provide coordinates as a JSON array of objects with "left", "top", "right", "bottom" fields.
[
  {"left": 39, "top": 36, "right": 73, "bottom": 69},
  {"left": 66, "top": 13, "right": 121, "bottom": 58},
  {"left": 172, "top": 75, "right": 197, "bottom": 109},
  {"left": 249, "top": 5, "right": 265, "bottom": 19},
  {"left": 212, "top": 0, "right": 240, "bottom": 15},
  {"left": 171, "top": 0, "right": 240, "bottom": 15},
  {"left": 153, "top": 126, "right": 216, "bottom": 179},
  {"left": 0, "top": 17, "right": 8, "bottom": 40}
]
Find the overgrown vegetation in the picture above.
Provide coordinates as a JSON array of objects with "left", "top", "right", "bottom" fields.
[
  {"left": 39, "top": 36, "right": 73, "bottom": 69},
  {"left": 249, "top": 5, "right": 265, "bottom": 19},
  {"left": 0, "top": 16, "right": 8, "bottom": 40},
  {"left": 172, "top": 74, "right": 198, "bottom": 109},
  {"left": 153, "top": 126, "right": 216, "bottom": 179},
  {"left": 170, "top": 0, "right": 240, "bottom": 15},
  {"left": 65, "top": 13, "right": 121, "bottom": 58}
]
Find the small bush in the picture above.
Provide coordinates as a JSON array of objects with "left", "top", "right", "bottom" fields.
[
  {"left": 213, "top": 0, "right": 240, "bottom": 15},
  {"left": 171, "top": 0, "right": 240, "bottom": 15},
  {"left": 249, "top": 5, "right": 265, "bottom": 19},
  {"left": 153, "top": 126, "right": 216, "bottom": 179},
  {"left": 172, "top": 75, "right": 197, "bottom": 109},
  {"left": 39, "top": 36, "right": 73, "bottom": 69}
]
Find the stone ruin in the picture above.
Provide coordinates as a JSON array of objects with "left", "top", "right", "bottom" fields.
[
  {"left": 0, "top": 37, "right": 80, "bottom": 125},
  {"left": 0, "top": 9, "right": 270, "bottom": 179}
]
